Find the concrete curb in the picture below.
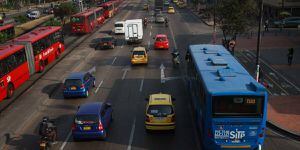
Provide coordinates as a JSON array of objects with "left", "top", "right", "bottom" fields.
[{"left": 267, "top": 120, "right": 300, "bottom": 141}]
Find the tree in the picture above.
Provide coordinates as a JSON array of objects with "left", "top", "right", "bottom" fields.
[
  {"left": 215, "top": 0, "right": 258, "bottom": 46},
  {"left": 53, "top": 2, "right": 78, "bottom": 26}
]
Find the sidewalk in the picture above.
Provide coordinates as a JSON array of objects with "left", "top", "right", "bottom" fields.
[{"left": 190, "top": 2, "right": 300, "bottom": 138}]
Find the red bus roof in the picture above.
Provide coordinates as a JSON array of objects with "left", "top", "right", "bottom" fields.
[
  {"left": 93, "top": 7, "right": 103, "bottom": 12},
  {"left": 13, "top": 26, "right": 61, "bottom": 43},
  {"left": 72, "top": 9, "right": 95, "bottom": 17},
  {"left": 0, "top": 24, "right": 14, "bottom": 31},
  {"left": 0, "top": 44, "right": 24, "bottom": 60}
]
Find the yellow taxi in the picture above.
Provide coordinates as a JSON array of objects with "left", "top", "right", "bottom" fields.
[
  {"left": 145, "top": 93, "right": 175, "bottom": 131},
  {"left": 167, "top": 7, "right": 175, "bottom": 14},
  {"left": 173, "top": 0, "right": 178, "bottom": 3},
  {"left": 143, "top": 4, "right": 149, "bottom": 10},
  {"left": 131, "top": 47, "right": 148, "bottom": 65}
]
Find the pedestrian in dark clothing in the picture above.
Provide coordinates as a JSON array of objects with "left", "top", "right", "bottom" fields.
[
  {"left": 287, "top": 48, "right": 294, "bottom": 66},
  {"left": 264, "top": 19, "right": 269, "bottom": 31}
]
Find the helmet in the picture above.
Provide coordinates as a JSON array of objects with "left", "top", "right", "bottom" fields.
[{"left": 42, "top": 116, "right": 49, "bottom": 122}]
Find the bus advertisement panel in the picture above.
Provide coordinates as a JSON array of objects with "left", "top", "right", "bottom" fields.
[{"left": 186, "top": 44, "right": 268, "bottom": 150}]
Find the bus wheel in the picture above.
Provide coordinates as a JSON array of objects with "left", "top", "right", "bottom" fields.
[
  {"left": 7, "top": 83, "right": 14, "bottom": 98},
  {"left": 39, "top": 61, "right": 45, "bottom": 73}
]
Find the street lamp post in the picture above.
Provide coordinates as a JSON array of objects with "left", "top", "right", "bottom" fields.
[{"left": 255, "top": 0, "right": 264, "bottom": 82}]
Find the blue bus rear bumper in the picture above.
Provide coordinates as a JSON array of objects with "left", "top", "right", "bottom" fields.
[
  {"left": 63, "top": 90, "right": 87, "bottom": 97},
  {"left": 72, "top": 130, "right": 106, "bottom": 140}
]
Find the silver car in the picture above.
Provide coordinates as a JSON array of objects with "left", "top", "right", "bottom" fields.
[{"left": 155, "top": 14, "right": 165, "bottom": 23}]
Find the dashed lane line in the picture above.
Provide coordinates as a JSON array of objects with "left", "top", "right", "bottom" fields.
[
  {"left": 127, "top": 117, "right": 136, "bottom": 150},
  {"left": 59, "top": 131, "right": 72, "bottom": 150},
  {"left": 139, "top": 79, "right": 144, "bottom": 92},
  {"left": 95, "top": 80, "right": 104, "bottom": 94},
  {"left": 111, "top": 56, "right": 117, "bottom": 65}
]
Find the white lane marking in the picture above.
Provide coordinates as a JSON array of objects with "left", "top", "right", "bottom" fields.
[
  {"left": 139, "top": 79, "right": 144, "bottom": 92},
  {"left": 149, "top": 31, "right": 152, "bottom": 37},
  {"left": 160, "top": 64, "right": 166, "bottom": 84},
  {"left": 95, "top": 80, "right": 104, "bottom": 93},
  {"left": 150, "top": 25, "right": 152, "bottom": 29},
  {"left": 121, "top": 40, "right": 124, "bottom": 49},
  {"left": 168, "top": 22, "right": 178, "bottom": 49},
  {"left": 111, "top": 57, "right": 117, "bottom": 65},
  {"left": 245, "top": 50, "right": 300, "bottom": 92},
  {"left": 59, "top": 131, "right": 72, "bottom": 150},
  {"left": 127, "top": 117, "right": 136, "bottom": 150},
  {"left": 122, "top": 69, "right": 128, "bottom": 80}
]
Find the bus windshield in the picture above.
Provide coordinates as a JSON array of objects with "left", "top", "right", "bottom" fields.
[
  {"left": 212, "top": 96, "right": 264, "bottom": 117},
  {"left": 71, "top": 16, "right": 84, "bottom": 23}
]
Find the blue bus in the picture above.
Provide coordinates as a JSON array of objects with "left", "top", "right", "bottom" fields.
[{"left": 185, "top": 44, "right": 268, "bottom": 150}]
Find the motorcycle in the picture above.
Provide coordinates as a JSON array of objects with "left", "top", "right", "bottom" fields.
[
  {"left": 39, "top": 136, "right": 50, "bottom": 150},
  {"left": 165, "top": 21, "right": 168, "bottom": 27},
  {"left": 143, "top": 18, "right": 148, "bottom": 28},
  {"left": 171, "top": 51, "right": 180, "bottom": 68}
]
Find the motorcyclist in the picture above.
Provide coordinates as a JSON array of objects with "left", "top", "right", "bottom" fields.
[
  {"left": 165, "top": 17, "right": 168, "bottom": 27},
  {"left": 39, "top": 117, "right": 57, "bottom": 144},
  {"left": 143, "top": 17, "right": 148, "bottom": 27},
  {"left": 171, "top": 51, "right": 180, "bottom": 66}
]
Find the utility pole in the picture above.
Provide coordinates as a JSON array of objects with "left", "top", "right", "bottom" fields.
[{"left": 255, "top": 0, "right": 264, "bottom": 82}]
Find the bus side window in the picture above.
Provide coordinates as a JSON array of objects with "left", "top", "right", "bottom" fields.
[{"left": 33, "top": 41, "right": 42, "bottom": 55}]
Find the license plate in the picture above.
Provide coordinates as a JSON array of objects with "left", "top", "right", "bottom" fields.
[
  {"left": 156, "top": 117, "right": 165, "bottom": 120},
  {"left": 71, "top": 86, "right": 77, "bottom": 90},
  {"left": 83, "top": 126, "right": 91, "bottom": 131},
  {"left": 104, "top": 43, "right": 107, "bottom": 45}
]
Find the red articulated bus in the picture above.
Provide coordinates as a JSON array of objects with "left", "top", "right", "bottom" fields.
[
  {"left": 0, "top": 44, "right": 29, "bottom": 101},
  {"left": 0, "top": 26, "right": 64, "bottom": 101},
  {"left": 101, "top": 1, "right": 116, "bottom": 19},
  {"left": 71, "top": 7, "right": 105, "bottom": 34},
  {"left": 0, "top": 23, "right": 15, "bottom": 43},
  {"left": 12, "top": 26, "right": 65, "bottom": 73}
]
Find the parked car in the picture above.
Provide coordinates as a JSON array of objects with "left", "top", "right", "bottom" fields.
[
  {"left": 168, "top": 7, "right": 175, "bottom": 14},
  {"left": 273, "top": 17, "right": 300, "bottom": 28},
  {"left": 155, "top": 14, "right": 165, "bottom": 23},
  {"left": 145, "top": 93, "right": 176, "bottom": 132},
  {"left": 27, "top": 10, "right": 41, "bottom": 19},
  {"left": 96, "top": 36, "right": 117, "bottom": 49},
  {"left": 43, "top": 7, "right": 54, "bottom": 14},
  {"left": 72, "top": 102, "right": 113, "bottom": 140},
  {"left": 154, "top": 34, "right": 169, "bottom": 50},
  {"left": 63, "top": 71, "right": 96, "bottom": 98}
]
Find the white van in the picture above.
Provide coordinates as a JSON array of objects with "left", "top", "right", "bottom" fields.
[
  {"left": 28, "top": 10, "right": 41, "bottom": 19},
  {"left": 125, "top": 19, "right": 143, "bottom": 44},
  {"left": 114, "top": 21, "right": 125, "bottom": 34}
]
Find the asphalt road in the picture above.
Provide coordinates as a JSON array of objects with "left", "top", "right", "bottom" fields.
[{"left": 0, "top": 0, "right": 300, "bottom": 150}]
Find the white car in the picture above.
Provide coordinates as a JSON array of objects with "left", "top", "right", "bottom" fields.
[
  {"left": 114, "top": 21, "right": 125, "bottom": 34},
  {"left": 27, "top": 10, "right": 41, "bottom": 19}
]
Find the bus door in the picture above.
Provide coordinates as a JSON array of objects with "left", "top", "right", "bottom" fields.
[{"left": 23, "top": 42, "right": 35, "bottom": 75}]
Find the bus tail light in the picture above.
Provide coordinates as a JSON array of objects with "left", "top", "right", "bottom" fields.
[
  {"left": 98, "top": 121, "right": 104, "bottom": 131},
  {"left": 208, "top": 128, "right": 213, "bottom": 138}
]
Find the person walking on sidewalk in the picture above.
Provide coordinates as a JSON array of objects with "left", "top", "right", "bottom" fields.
[{"left": 287, "top": 48, "right": 294, "bottom": 66}]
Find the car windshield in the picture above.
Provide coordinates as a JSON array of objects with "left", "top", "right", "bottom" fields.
[
  {"left": 115, "top": 23, "right": 123, "bottom": 27},
  {"left": 147, "top": 105, "right": 173, "bottom": 117},
  {"left": 212, "top": 96, "right": 264, "bottom": 117},
  {"left": 64, "top": 79, "right": 82, "bottom": 87},
  {"left": 133, "top": 51, "right": 145, "bottom": 55},
  {"left": 71, "top": 16, "right": 84, "bottom": 23},
  {"left": 101, "top": 37, "right": 113, "bottom": 42},
  {"left": 75, "top": 115, "right": 99, "bottom": 124},
  {"left": 156, "top": 37, "right": 167, "bottom": 41},
  {"left": 157, "top": 14, "right": 163, "bottom": 18}
]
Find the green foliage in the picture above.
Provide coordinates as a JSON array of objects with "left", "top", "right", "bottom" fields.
[
  {"left": 215, "top": 0, "right": 258, "bottom": 40},
  {"left": 13, "top": 15, "right": 29, "bottom": 24},
  {"left": 54, "top": 2, "right": 79, "bottom": 23},
  {"left": 43, "top": 18, "right": 62, "bottom": 26}
]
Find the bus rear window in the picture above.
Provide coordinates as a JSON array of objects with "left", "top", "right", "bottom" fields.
[
  {"left": 71, "top": 17, "right": 84, "bottom": 23},
  {"left": 65, "top": 79, "right": 82, "bottom": 87},
  {"left": 212, "top": 96, "right": 263, "bottom": 117},
  {"left": 75, "top": 115, "right": 99, "bottom": 124}
]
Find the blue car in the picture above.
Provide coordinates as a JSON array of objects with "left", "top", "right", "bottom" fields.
[
  {"left": 72, "top": 102, "right": 113, "bottom": 140},
  {"left": 63, "top": 72, "right": 96, "bottom": 98}
]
